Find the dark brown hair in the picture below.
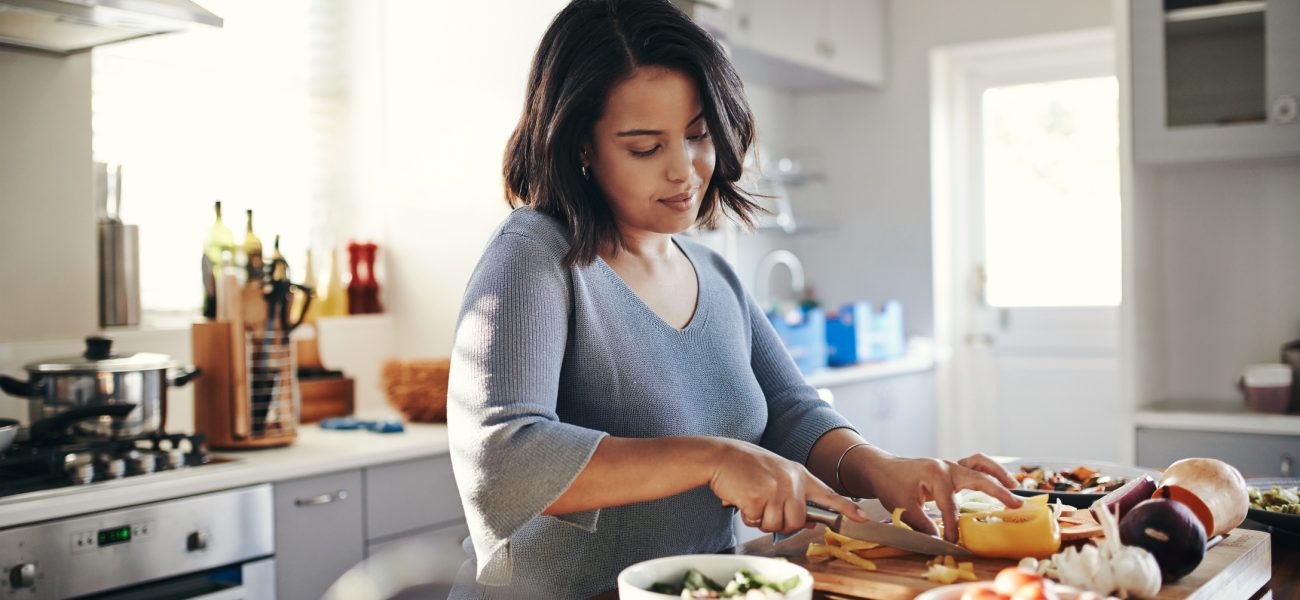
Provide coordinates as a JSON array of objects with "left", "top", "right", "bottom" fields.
[{"left": 504, "top": 0, "right": 762, "bottom": 266}]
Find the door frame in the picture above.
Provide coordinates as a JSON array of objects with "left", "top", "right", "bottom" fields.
[{"left": 930, "top": 27, "right": 1129, "bottom": 460}]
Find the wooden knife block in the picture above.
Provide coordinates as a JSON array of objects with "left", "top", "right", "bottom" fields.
[{"left": 192, "top": 321, "right": 298, "bottom": 449}]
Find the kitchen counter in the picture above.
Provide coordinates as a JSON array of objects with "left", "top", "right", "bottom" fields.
[
  {"left": 803, "top": 338, "right": 936, "bottom": 389},
  {"left": 0, "top": 423, "right": 450, "bottom": 529}
]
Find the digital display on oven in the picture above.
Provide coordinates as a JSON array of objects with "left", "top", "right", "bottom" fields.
[{"left": 97, "top": 525, "right": 132, "bottom": 547}]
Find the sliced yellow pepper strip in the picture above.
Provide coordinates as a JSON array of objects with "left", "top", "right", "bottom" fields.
[
  {"left": 891, "top": 507, "right": 912, "bottom": 530},
  {"left": 823, "top": 528, "right": 880, "bottom": 551},
  {"left": 827, "top": 547, "right": 878, "bottom": 571}
]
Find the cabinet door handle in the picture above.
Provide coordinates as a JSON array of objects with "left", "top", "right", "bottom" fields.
[
  {"left": 295, "top": 489, "right": 349, "bottom": 507},
  {"left": 1282, "top": 454, "right": 1293, "bottom": 478}
]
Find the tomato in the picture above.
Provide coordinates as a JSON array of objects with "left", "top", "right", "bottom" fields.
[
  {"left": 959, "top": 585, "right": 1003, "bottom": 600},
  {"left": 993, "top": 567, "right": 1040, "bottom": 596}
]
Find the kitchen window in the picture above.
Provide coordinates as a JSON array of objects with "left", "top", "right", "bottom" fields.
[{"left": 92, "top": 0, "right": 346, "bottom": 315}]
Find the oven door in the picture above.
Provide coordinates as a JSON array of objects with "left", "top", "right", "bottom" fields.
[{"left": 85, "top": 558, "right": 274, "bottom": 600}]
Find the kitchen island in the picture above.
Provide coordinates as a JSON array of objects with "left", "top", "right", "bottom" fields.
[{"left": 592, "top": 524, "right": 1293, "bottom": 599}]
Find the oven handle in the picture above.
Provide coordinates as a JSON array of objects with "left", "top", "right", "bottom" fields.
[{"left": 295, "top": 489, "right": 349, "bottom": 507}]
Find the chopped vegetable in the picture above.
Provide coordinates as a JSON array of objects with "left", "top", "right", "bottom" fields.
[
  {"left": 823, "top": 529, "right": 879, "bottom": 552},
  {"left": 891, "top": 507, "right": 912, "bottom": 530},
  {"left": 1249, "top": 484, "right": 1300, "bottom": 514},
  {"left": 649, "top": 568, "right": 801, "bottom": 598},
  {"left": 1040, "top": 504, "right": 1162, "bottom": 598},
  {"left": 957, "top": 494, "right": 1061, "bottom": 559},
  {"left": 923, "top": 555, "right": 977, "bottom": 584},
  {"left": 1014, "top": 464, "right": 1128, "bottom": 493}
]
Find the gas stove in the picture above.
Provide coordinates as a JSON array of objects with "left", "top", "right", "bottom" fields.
[{"left": 0, "top": 431, "right": 228, "bottom": 499}]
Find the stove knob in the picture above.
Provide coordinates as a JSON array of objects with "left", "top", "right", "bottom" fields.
[
  {"left": 104, "top": 459, "right": 126, "bottom": 480},
  {"left": 70, "top": 462, "right": 95, "bottom": 485},
  {"left": 167, "top": 450, "right": 186, "bottom": 470},
  {"left": 129, "top": 453, "right": 156, "bottom": 475},
  {"left": 9, "top": 563, "right": 35, "bottom": 588},
  {"left": 187, "top": 530, "right": 208, "bottom": 552}
]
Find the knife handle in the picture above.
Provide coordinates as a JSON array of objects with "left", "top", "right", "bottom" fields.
[
  {"left": 803, "top": 504, "right": 842, "bottom": 528},
  {"left": 770, "top": 504, "right": 841, "bottom": 544}
]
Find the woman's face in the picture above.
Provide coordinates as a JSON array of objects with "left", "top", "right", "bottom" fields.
[{"left": 587, "top": 66, "right": 716, "bottom": 239}]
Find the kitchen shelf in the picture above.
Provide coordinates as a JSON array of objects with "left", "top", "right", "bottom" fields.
[
  {"left": 1135, "top": 399, "right": 1300, "bottom": 436},
  {"left": 1165, "top": 1, "right": 1265, "bottom": 24}
]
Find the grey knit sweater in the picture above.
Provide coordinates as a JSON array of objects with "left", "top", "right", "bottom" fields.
[{"left": 446, "top": 208, "right": 854, "bottom": 599}]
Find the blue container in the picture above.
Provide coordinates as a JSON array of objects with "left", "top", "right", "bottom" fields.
[
  {"left": 870, "top": 300, "right": 905, "bottom": 360},
  {"left": 825, "top": 302, "right": 873, "bottom": 366},
  {"left": 768, "top": 306, "right": 827, "bottom": 374}
]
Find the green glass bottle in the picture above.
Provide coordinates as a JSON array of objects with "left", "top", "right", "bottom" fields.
[{"left": 203, "top": 201, "right": 236, "bottom": 267}]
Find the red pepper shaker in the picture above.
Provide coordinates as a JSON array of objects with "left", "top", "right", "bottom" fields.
[
  {"left": 362, "top": 242, "right": 383, "bottom": 313},
  {"left": 347, "top": 241, "right": 366, "bottom": 314}
]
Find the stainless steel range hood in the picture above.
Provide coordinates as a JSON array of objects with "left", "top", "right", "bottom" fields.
[{"left": 0, "top": 0, "right": 221, "bottom": 54}]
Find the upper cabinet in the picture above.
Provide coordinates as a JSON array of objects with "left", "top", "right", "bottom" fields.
[
  {"left": 1131, "top": 0, "right": 1300, "bottom": 163},
  {"left": 716, "top": 0, "right": 885, "bottom": 89}
]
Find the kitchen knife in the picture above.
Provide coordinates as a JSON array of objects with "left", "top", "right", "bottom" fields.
[{"left": 773, "top": 499, "right": 971, "bottom": 556}]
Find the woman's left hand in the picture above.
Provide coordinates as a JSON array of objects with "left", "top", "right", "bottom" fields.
[{"left": 840, "top": 449, "right": 1024, "bottom": 543}]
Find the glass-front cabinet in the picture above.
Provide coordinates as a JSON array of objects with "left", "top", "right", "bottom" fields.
[{"left": 1130, "top": 0, "right": 1300, "bottom": 162}]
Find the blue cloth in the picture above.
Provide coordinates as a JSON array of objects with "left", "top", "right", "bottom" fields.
[{"left": 447, "top": 208, "right": 855, "bottom": 599}]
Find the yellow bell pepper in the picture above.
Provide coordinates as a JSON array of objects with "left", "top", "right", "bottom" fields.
[{"left": 957, "top": 494, "right": 1061, "bottom": 559}]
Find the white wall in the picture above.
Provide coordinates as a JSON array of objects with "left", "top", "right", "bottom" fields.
[
  {"left": 0, "top": 49, "right": 95, "bottom": 342},
  {"left": 348, "top": 0, "right": 568, "bottom": 358},
  {"left": 362, "top": 1, "right": 804, "bottom": 358},
  {"left": 785, "top": 0, "right": 1114, "bottom": 337}
]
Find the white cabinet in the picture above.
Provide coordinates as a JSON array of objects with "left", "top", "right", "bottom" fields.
[
  {"left": 725, "top": 0, "right": 884, "bottom": 88},
  {"left": 1136, "top": 427, "right": 1297, "bottom": 477},
  {"left": 365, "top": 456, "right": 465, "bottom": 541},
  {"left": 274, "top": 456, "right": 468, "bottom": 599},
  {"left": 823, "top": 372, "right": 937, "bottom": 459},
  {"left": 1130, "top": 0, "right": 1300, "bottom": 162},
  {"left": 274, "top": 469, "right": 366, "bottom": 600}
]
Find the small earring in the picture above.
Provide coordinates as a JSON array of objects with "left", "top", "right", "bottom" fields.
[{"left": 581, "top": 163, "right": 591, "bottom": 180}]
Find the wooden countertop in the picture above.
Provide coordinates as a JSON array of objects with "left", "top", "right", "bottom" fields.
[{"left": 591, "top": 525, "right": 1294, "bottom": 599}]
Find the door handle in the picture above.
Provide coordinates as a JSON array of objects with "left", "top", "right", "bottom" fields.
[
  {"left": 965, "top": 333, "right": 995, "bottom": 347},
  {"left": 295, "top": 489, "right": 348, "bottom": 507}
]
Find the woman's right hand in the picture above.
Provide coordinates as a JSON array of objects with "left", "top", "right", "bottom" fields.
[{"left": 708, "top": 439, "right": 867, "bottom": 535}]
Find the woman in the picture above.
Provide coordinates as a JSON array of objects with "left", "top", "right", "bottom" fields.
[{"left": 447, "top": 1, "right": 1022, "bottom": 598}]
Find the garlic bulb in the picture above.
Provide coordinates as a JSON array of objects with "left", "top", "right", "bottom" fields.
[
  {"left": 1042, "top": 505, "right": 1161, "bottom": 599},
  {"left": 1110, "top": 545, "right": 1161, "bottom": 599}
]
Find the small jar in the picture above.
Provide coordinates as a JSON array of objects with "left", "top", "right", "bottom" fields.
[{"left": 1241, "top": 364, "right": 1292, "bottom": 414}]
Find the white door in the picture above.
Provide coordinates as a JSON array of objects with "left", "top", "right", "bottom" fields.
[{"left": 932, "top": 30, "right": 1125, "bottom": 462}]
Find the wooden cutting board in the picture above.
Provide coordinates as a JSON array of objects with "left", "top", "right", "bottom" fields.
[{"left": 742, "top": 525, "right": 1272, "bottom": 600}]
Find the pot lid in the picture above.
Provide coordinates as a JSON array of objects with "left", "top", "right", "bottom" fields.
[{"left": 26, "top": 337, "right": 181, "bottom": 373}]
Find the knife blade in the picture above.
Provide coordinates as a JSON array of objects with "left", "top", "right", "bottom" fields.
[{"left": 774, "top": 499, "right": 970, "bottom": 556}]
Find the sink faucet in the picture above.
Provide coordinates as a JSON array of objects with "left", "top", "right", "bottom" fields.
[{"left": 754, "top": 250, "right": 805, "bottom": 309}]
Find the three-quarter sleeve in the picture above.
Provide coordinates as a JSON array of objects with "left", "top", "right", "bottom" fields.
[
  {"left": 746, "top": 293, "right": 856, "bottom": 464},
  {"left": 447, "top": 231, "right": 609, "bottom": 586}
]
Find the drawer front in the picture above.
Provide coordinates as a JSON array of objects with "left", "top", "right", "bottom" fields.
[
  {"left": 1136, "top": 428, "right": 1299, "bottom": 477},
  {"left": 365, "top": 455, "right": 464, "bottom": 541},
  {"left": 275, "top": 469, "right": 365, "bottom": 600}
]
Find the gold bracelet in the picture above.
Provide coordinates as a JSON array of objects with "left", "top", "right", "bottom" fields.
[{"left": 835, "top": 442, "right": 871, "bottom": 499}]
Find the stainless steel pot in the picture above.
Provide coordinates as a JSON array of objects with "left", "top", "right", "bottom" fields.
[{"left": 0, "top": 337, "right": 200, "bottom": 438}]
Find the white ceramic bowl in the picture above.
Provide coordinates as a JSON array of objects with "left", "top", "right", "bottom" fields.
[{"left": 617, "top": 554, "right": 814, "bottom": 600}]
